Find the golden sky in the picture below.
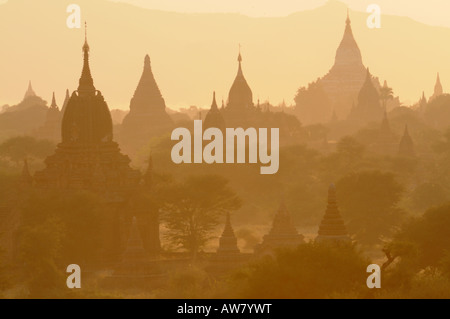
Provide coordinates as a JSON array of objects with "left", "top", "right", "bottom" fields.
[
  {"left": 1, "top": 0, "right": 449, "bottom": 110},
  {"left": 114, "top": 0, "right": 450, "bottom": 28}
]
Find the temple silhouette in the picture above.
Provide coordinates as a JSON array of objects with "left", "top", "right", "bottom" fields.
[
  {"left": 120, "top": 54, "right": 174, "bottom": 155},
  {"left": 295, "top": 11, "right": 400, "bottom": 125}
]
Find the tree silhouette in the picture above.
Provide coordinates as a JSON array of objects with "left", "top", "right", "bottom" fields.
[{"left": 160, "top": 174, "right": 241, "bottom": 258}]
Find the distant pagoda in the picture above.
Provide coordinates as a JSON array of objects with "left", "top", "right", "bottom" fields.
[
  {"left": 120, "top": 54, "right": 173, "bottom": 154},
  {"left": 217, "top": 212, "right": 240, "bottom": 256},
  {"left": 398, "top": 125, "right": 415, "bottom": 157},
  {"left": 348, "top": 68, "right": 383, "bottom": 124},
  {"left": 204, "top": 91, "right": 225, "bottom": 131},
  {"left": 430, "top": 72, "right": 443, "bottom": 102},
  {"left": 36, "top": 92, "right": 61, "bottom": 141},
  {"left": 226, "top": 49, "right": 253, "bottom": 110},
  {"left": 255, "top": 202, "right": 304, "bottom": 254},
  {"left": 34, "top": 26, "right": 140, "bottom": 197},
  {"left": 296, "top": 11, "right": 397, "bottom": 124},
  {"left": 316, "top": 184, "right": 351, "bottom": 243}
]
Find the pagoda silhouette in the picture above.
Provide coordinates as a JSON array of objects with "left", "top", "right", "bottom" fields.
[
  {"left": 120, "top": 54, "right": 174, "bottom": 155},
  {"left": 33, "top": 25, "right": 142, "bottom": 259}
]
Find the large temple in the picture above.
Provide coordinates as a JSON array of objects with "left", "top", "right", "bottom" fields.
[
  {"left": 33, "top": 28, "right": 143, "bottom": 259},
  {"left": 120, "top": 54, "right": 173, "bottom": 155},
  {"left": 295, "top": 11, "right": 398, "bottom": 124}
]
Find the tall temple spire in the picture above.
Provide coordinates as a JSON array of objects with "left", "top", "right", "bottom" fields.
[
  {"left": 205, "top": 91, "right": 225, "bottom": 130},
  {"left": 333, "top": 10, "right": 363, "bottom": 69},
  {"left": 227, "top": 46, "right": 253, "bottom": 109},
  {"left": 61, "top": 89, "right": 70, "bottom": 115},
  {"left": 211, "top": 91, "right": 218, "bottom": 110},
  {"left": 23, "top": 81, "right": 36, "bottom": 100},
  {"left": 398, "top": 124, "right": 415, "bottom": 157},
  {"left": 316, "top": 184, "right": 350, "bottom": 243},
  {"left": 78, "top": 22, "right": 95, "bottom": 95},
  {"left": 50, "top": 92, "right": 58, "bottom": 109},
  {"left": 434, "top": 72, "right": 443, "bottom": 97}
]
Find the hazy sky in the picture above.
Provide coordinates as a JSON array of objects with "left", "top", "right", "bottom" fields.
[{"left": 113, "top": 0, "right": 450, "bottom": 28}]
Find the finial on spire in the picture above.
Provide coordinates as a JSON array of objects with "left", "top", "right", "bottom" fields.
[
  {"left": 211, "top": 91, "right": 218, "bottom": 110},
  {"left": 83, "top": 21, "right": 89, "bottom": 52},
  {"left": 51, "top": 92, "right": 57, "bottom": 107},
  {"left": 78, "top": 21, "right": 95, "bottom": 94},
  {"left": 24, "top": 81, "right": 36, "bottom": 99},
  {"left": 144, "top": 54, "right": 151, "bottom": 69},
  {"left": 346, "top": 8, "right": 350, "bottom": 25},
  {"left": 238, "top": 43, "right": 242, "bottom": 63}
]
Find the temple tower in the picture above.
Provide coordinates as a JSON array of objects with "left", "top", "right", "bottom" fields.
[
  {"left": 398, "top": 125, "right": 415, "bottom": 157},
  {"left": 255, "top": 202, "right": 304, "bottom": 254},
  {"left": 204, "top": 91, "right": 225, "bottom": 131},
  {"left": 23, "top": 81, "right": 36, "bottom": 100},
  {"left": 430, "top": 72, "right": 443, "bottom": 101},
  {"left": 226, "top": 49, "right": 253, "bottom": 110},
  {"left": 348, "top": 68, "right": 382, "bottom": 123},
  {"left": 316, "top": 184, "right": 350, "bottom": 243},
  {"left": 33, "top": 25, "right": 141, "bottom": 259},
  {"left": 120, "top": 54, "right": 173, "bottom": 155},
  {"left": 217, "top": 212, "right": 240, "bottom": 256},
  {"left": 37, "top": 92, "right": 61, "bottom": 141}
]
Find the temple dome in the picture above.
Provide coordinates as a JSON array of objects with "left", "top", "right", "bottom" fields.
[
  {"left": 61, "top": 32, "right": 113, "bottom": 144},
  {"left": 227, "top": 51, "right": 253, "bottom": 109}
]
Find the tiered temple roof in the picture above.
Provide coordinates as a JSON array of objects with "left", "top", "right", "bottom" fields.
[
  {"left": 34, "top": 26, "right": 140, "bottom": 199},
  {"left": 217, "top": 212, "right": 240, "bottom": 256},
  {"left": 255, "top": 202, "right": 304, "bottom": 254},
  {"left": 316, "top": 184, "right": 351, "bottom": 243}
]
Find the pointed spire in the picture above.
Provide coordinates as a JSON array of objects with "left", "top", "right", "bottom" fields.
[
  {"left": 24, "top": 81, "right": 36, "bottom": 100},
  {"left": 227, "top": 45, "right": 253, "bottom": 109},
  {"left": 434, "top": 72, "right": 443, "bottom": 97},
  {"left": 237, "top": 44, "right": 243, "bottom": 77},
  {"left": 333, "top": 9, "right": 363, "bottom": 69},
  {"left": 50, "top": 92, "right": 57, "bottom": 108},
  {"left": 256, "top": 201, "right": 304, "bottom": 253},
  {"left": 316, "top": 184, "right": 350, "bottom": 243},
  {"left": 217, "top": 212, "right": 240, "bottom": 255},
  {"left": 78, "top": 21, "right": 96, "bottom": 95},
  {"left": 144, "top": 54, "right": 151, "bottom": 69},
  {"left": 61, "top": 89, "right": 70, "bottom": 115},
  {"left": 211, "top": 91, "right": 218, "bottom": 110}
]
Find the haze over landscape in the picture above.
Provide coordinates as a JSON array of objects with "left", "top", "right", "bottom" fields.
[{"left": 1, "top": 0, "right": 450, "bottom": 110}]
